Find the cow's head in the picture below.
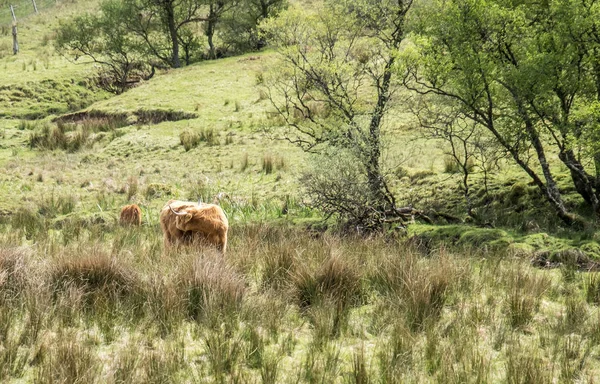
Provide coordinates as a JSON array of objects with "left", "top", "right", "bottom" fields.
[{"left": 169, "top": 205, "right": 194, "bottom": 230}]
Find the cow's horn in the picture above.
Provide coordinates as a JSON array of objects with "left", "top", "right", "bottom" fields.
[{"left": 169, "top": 205, "right": 187, "bottom": 216}]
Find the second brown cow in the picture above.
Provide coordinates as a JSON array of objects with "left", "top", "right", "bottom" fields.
[{"left": 119, "top": 204, "right": 142, "bottom": 226}]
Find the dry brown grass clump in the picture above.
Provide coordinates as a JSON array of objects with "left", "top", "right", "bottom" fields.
[
  {"left": 293, "top": 254, "right": 362, "bottom": 309},
  {"left": 179, "top": 128, "right": 200, "bottom": 151},
  {"left": 35, "top": 331, "right": 101, "bottom": 384},
  {"left": 179, "top": 255, "right": 246, "bottom": 325},
  {"left": 50, "top": 250, "right": 141, "bottom": 306},
  {"left": 371, "top": 248, "right": 470, "bottom": 331},
  {"left": 0, "top": 246, "right": 31, "bottom": 298}
]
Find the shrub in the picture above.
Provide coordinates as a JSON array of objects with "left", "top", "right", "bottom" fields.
[
  {"left": 179, "top": 129, "right": 200, "bottom": 151},
  {"left": 262, "top": 154, "right": 274, "bottom": 174},
  {"left": 34, "top": 331, "right": 101, "bottom": 384},
  {"left": 301, "top": 149, "right": 387, "bottom": 230},
  {"left": 179, "top": 256, "right": 245, "bottom": 326},
  {"left": 199, "top": 127, "right": 218, "bottom": 146},
  {"left": 50, "top": 251, "right": 141, "bottom": 311},
  {"left": 0, "top": 247, "right": 30, "bottom": 299}
]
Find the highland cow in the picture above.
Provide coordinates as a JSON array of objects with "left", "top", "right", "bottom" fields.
[
  {"left": 159, "top": 200, "right": 228, "bottom": 254},
  {"left": 119, "top": 204, "right": 142, "bottom": 226}
]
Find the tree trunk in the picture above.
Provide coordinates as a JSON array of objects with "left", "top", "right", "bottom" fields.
[
  {"left": 165, "top": 2, "right": 180, "bottom": 68},
  {"left": 207, "top": 4, "right": 217, "bottom": 59},
  {"left": 260, "top": 0, "right": 269, "bottom": 19},
  {"left": 366, "top": 58, "right": 395, "bottom": 212},
  {"left": 519, "top": 105, "right": 574, "bottom": 223},
  {"left": 559, "top": 149, "right": 600, "bottom": 212}
]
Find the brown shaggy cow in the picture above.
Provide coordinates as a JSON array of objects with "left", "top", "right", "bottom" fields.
[
  {"left": 159, "top": 199, "right": 228, "bottom": 253},
  {"left": 119, "top": 204, "right": 142, "bottom": 226}
]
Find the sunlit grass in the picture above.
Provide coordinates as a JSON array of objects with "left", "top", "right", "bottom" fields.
[{"left": 0, "top": 216, "right": 599, "bottom": 382}]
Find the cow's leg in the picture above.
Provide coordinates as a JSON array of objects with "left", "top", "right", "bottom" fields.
[{"left": 164, "top": 231, "right": 174, "bottom": 248}]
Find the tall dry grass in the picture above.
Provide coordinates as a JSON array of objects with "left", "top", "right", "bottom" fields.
[{"left": 0, "top": 215, "right": 598, "bottom": 382}]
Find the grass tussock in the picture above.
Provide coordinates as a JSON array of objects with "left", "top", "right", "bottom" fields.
[
  {"left": 502, "top": 267, "right": 550, "bottom": 329},
  {"left": 179, "top": 128, "right": 200, "bottom": 151},
  {"left": 293, "top": 254, "right": 362, "bottom": 309},
  {"left": 0, "top": 247, "right": 30, "bottom": 299},
  {"left": 50, "top": 250, "right": 141, "bottom": 309},
  {"left": 0, "top": 222, "right": 597, "bottom": 381},
  {"left": 262, "top": 154, "right": 286, "bottom": 174},
  {"left": 35, "top": 331, "right": 101, "bottom": 384},
  {"left": 371, "top": 248, "right": 468, "bottom": 331},
  {"left": 584, "top": 272, "right": 600, "bottom": 305},
  {"left": 293, "top": 254, "right": 362, "bottom": 339},
  {"left": 179, "top": 255, "right": 245, "bottom": 325},
  {"left": 28, "top": 117, "right": 126, "bottom": 152}
]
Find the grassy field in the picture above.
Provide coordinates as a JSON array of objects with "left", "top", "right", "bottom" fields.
[
  {"left": 2, "top": 0, "right": 600, "bottom": 382},
  {"left": 2, "top": 223, "right": 600, "bottom": 383}
]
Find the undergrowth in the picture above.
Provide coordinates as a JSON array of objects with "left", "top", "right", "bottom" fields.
[{"left": 0, "top": 217, "right": 599, "bottom": 382}]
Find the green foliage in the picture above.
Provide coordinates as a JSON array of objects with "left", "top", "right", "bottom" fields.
[
  {"left": 263, "top": 0, "right": 414, "bottom": 230},
  {"left": 407, "top": 0, "right": 600, "bottom": 224},
  {"left": 55, "top": 0, "right": 154, "bottom": 94}
]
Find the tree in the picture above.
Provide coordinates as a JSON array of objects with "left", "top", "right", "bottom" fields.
[
  {"left": 119, "top": 0, "right": 211, "bottom": 68},
  {"left": 55, "top": 0, "right": 154, "bottom": 94},
  {"left": 263, "top": 0, "right": 414, "bottom": 230},
  {"left": 204, "top": 0, "right": 238, "bottom": 59},
  {"left": 404, "top": 0, "right": 600, "bottom": 225}
]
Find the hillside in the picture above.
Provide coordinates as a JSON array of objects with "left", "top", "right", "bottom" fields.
[{"left": 2, "top": 0, "right": 600, "bottom": 383}]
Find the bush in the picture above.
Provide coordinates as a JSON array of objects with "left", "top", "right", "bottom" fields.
[
  {"left": 301, "top": 149, "right": 388, "bottom": 231},
  {"left": 50, "top": 251, "right": 141, "bottom": 310},
  {"left": 0, "top": 247, "right": 30, "bottom": 299},
  {"left": 35, "top": 331, "right": 101, "bottom": 384},
  {"left": 179, "top": 128, "right": 200, "bottom": 151},
  {"left": 179, "top": 256, "right": 245, "bottom": 326}
]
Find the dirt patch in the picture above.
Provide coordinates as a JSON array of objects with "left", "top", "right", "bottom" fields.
[
  {"left": 134, "top": 109, "right": 197, "bottom": 124},
  {"left": 54, "top": 108, "right": 197, "bottom": 126},
  {"left": 53, "top": 110, "right": 128, "bottom": 125}
]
